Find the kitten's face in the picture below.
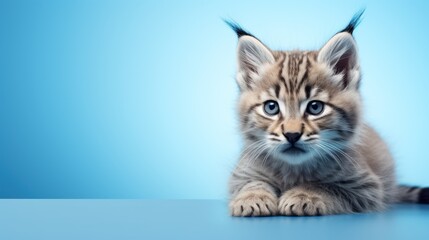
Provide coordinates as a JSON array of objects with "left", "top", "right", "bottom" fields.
[{"left": 235, "top": 33, "right": 362, "bottom": 165}]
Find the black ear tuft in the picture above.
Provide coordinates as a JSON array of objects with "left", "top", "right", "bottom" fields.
[
  {"left": 339, "top": 9, "right": 365, "bottom": 35},
  {"left": 224, "top": 19, "right": 254, "bottom": 38}
]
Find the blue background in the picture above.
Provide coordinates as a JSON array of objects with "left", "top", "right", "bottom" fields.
[{"left": 1, "top": 0, "right": 428, "bottom": 199}]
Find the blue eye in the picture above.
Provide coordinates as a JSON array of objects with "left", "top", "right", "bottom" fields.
[
  {"left": 306, "top": 101, "right": 324, "bottom": 115},
  {"left": 264, "top": 100, "right": 279, "bottom": 115}
]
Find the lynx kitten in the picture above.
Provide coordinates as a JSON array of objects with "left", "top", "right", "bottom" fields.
[{"left": 227, "top": 11, "right": 429, "bottom": 216}]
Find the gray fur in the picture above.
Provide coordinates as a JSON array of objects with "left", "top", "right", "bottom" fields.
[{"left": 228, "top": 18, "right": 427, "bottom": 217}]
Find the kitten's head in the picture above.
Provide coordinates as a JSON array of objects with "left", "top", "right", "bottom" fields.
[{"left": 229, "top": 12, "right": 364, "bottom": 165}]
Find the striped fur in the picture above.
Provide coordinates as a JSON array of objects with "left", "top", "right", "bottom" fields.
[{"left": 227, "top": 12, "right": 428, "bottom": 217}]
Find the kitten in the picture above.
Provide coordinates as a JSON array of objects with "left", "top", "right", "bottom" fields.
[{"left": 227, "top": 11, "right": 429, "bottom": 216}]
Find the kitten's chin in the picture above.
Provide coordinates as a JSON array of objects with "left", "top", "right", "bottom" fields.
[{"left": 276, "top": 147, "right": 313, "bottom": 165}]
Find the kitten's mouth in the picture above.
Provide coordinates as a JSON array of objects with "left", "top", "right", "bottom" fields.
[{"left": 281, "top": 145, "right": 306, "bottom": 155}]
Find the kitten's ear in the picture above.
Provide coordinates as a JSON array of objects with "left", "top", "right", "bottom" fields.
[
  {"left": 225, "top": 20, "right": 274, "bottom": 90},
  {"left": 317, "top": 10, "right": 364, "bottom": 88},
  {"left": 237, "top": 35, "right": 275, "bottom": 75},
  {"left": 236, "top": 35, "right": 275, "bottom": 90},
  {"left": 318, "top": 32, "right": 358, "bottom": 76}
]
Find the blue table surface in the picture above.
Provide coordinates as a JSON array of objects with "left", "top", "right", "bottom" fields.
[{"left": 0, "top": 200, "right": 428, "bottom": 240}]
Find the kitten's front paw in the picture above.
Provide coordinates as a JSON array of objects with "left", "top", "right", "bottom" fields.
[
  {"left": 278, "top": 190, "right": 328, "bottom": 216},
  {"left": 229, "top": 189, "right": 278, "bottom": 217}
]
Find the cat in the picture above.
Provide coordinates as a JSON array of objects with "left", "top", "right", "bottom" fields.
[{"left": 226, "top": 11, "right": 429, "bottom": 216}]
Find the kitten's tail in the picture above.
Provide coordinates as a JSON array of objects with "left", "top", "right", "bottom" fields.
[{"left": 396, "top": 185, "right": 429, "bottom": 204}]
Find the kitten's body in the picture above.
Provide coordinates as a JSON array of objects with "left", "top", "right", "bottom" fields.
[{"left": 227, "top": 13, "right": 428, "bottom": 216}]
